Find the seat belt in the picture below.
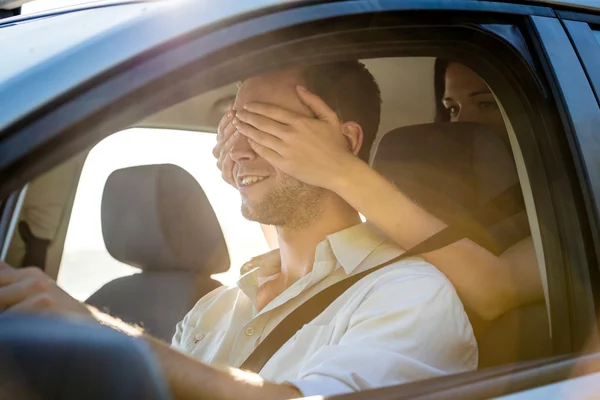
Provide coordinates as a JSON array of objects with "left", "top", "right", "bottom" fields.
[{"left": 240, "top": 183, "right": 524, "bottom": 373}]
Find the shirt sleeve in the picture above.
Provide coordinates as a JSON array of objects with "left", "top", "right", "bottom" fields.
[
  {"left": 171, "top": 285, "right": 228, "bottom": 349},
  {"left": 171, "top": 319, "right": 185, "bottom": 348},
  {"left": 286, "top": 273, "right": 478, "bottom": 397}
]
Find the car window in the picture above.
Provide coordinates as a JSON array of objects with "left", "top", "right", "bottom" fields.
[
  {"left": 3, "top": 2, "right": 600, "bottom": 395},
  {"left": 594, "top": 29, "right": 600, "bottom": 45},
  {"left": 155, "top": 56, "right": 551, "bottom": 369},
  {"left": 66, "top": 54, "right": 549, "bottom": 356},
  {"left": 6, "top": 53, "right": 553, "bottom": 363},
  {"left": 57, "top": 128, "right": 271, "bottom": 301},
  {"left": 5, "top": 1, "right": 597, "bottom": 393}
]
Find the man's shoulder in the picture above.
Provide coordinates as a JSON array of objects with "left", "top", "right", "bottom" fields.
[
  {"left": 365, "top": 238, "right": 450, "bottom": 281},
  {"left": 363, "top": 256, "right": 454, "bottom": 293},
  {"left": 181, "top": 284, "right": 245, "bottom": 325},
  {"left": 355, "top": 240, "right": 460, "bottom": 306}
]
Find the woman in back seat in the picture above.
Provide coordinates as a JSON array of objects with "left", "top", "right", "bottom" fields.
[{"left": 214, "top": 60, "right": 543, "bottom": 323}]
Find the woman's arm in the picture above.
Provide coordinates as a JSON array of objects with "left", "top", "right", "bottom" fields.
[{"left": 331, "top": 157, "right": 542, "bottom": 320}]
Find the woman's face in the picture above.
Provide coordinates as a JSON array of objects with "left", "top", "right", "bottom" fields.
[{"left": 443, "top": 62, "right": 507, "bottom": 136}]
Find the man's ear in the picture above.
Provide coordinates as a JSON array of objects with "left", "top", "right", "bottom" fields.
[{"left": 340, "top": 121, "right": 364, "bottom": 156}]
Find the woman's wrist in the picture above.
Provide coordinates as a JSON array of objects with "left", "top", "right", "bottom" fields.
[{"left": 326, "top": 153, "right": 371, "bottom": 193}]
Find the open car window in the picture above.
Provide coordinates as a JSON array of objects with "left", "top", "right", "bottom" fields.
[
  {"left": 56, "top": 128, "right": 271, "bottom": 300},
  {"left": 2, "top": 1, "right": 600, "bottom": 398},
  {"left": 6, "top": 53, "right": 553, "bottom": 368}
]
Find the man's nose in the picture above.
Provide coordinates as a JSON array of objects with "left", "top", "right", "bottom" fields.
[{"left": 230, "top": 135, "right": 257, "bottom": 164}]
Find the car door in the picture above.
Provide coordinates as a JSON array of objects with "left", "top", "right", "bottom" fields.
[{"left": 1, "top": 0, "right": 600, "bottom": 398}]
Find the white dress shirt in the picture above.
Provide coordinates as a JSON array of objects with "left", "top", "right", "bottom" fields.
[{"left": 172, "top": 222, "right": 477, "bottom": 397}]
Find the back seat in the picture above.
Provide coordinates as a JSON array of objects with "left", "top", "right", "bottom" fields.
[{"left": 371, "top": 122, "right": 551, "bottom": 368}]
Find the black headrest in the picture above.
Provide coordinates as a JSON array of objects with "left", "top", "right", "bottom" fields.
[
  {"left": 101, "top": 164, "right": 230, "bottom": 274},
  {"left": 372, "top": 122, "right": 530, "bottom": 255}
]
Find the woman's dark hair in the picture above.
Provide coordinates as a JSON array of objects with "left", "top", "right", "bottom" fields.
[{"left": 434, "top": 58, "right": 451, "bottom": 123}]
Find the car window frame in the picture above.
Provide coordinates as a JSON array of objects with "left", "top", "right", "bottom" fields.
[
  {"left": 557, "top": 11, "right": 600, "bottom": 105},
  {"left": 532, "top": 12, "right": 600, "bottom": 342},
  {"left": 0, "top": 0, "right": 597, "bottom": 398},
  {"left": 555, "top": 8, "right": 600, "bottom": 344}
]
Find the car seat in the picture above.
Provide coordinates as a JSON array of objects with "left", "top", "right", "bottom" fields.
[
  {"left": 372, "top": 122, "right": 551, "bottom": 368},
  {"left": 86, "top": 164, "right": 229, "bottom": 342}
]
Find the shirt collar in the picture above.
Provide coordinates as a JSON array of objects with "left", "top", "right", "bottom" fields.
[
  {"left": 236, "top": 222, "right": 391, "bottom": 300},
  {"left": 326, "top": 221, "right": 390, "bottom": 275}
]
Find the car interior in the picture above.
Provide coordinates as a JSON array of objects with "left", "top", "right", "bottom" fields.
[
  {"left": 3, "top": 56, "right": 552, "bottom": 368},
  {"left": 86, "top": 163, "right": 228, "bottom": 340}
]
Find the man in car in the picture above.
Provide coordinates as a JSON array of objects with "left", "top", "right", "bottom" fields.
[{"left": 0, "top": 61, "right": 476, "bottom": 400}]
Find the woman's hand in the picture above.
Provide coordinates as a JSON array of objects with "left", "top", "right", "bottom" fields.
[
  {"left": 232, "top": 85, "right": 360, "bottom": 190},
  {"left": 212, "top": 104, "right": 240, "bottom": 187}
]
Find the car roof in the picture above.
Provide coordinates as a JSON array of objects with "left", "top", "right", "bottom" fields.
[
  {"left": 2, "top": 0, "right": 600, "bottom": 14},
  {"left": 1, "top": 0, "right": 598, "bottom": 138},
  {"left": 524, "top": 0, "right": 600, "bottom": 12},
  {"left": 0, "top": 0, "right": 292, "bottom": 134}
]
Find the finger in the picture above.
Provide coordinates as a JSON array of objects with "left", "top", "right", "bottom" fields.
[
  {"left": 235, "top": 121, "right": 285, "bottom": 154},
  {"left": 231, "top": 163, "right": 239, "bottom": 187},
  {"left": 6, "top": 293, "right": 53, "bottom": 314},
  {"left": 0, "top": 278, "right": 46, "bottom": 309},
  {"left": 217, "top": 130, "right": 240, "bottom": 171},
  {"left": 214, "top": 121, "right": 237, "bottom": 160},
  {"left": 0, "top": 266, "right": 45, "bottom": 287},
  {"left": 220, "top": 117, "right": 237, "bottom": 144},
  {"left": 221, "top": 153, "right": 236, "bottom": 187},
  {"left": 0, "top": 261, "right": 13, "bottom": 271},
  {"left": 0, "top": 269, "right": 20, "bottom": 286},
  {"left": 214, "top": 115, "right": 236, "bottom": 158},
  {"left": 248, "top": 138, "right": 284, "bottom": 164},
  {"left": 235, "top": 111, "right": 288, "bottom": 138},
  {"left": 217, "top": 109, "right": 235, "bottom": 141},
  {"left": 242, "top": 103, "right": 299, "bottom": 125},
  {"left": 296, "top": 85, "right": 338, "bottom": 122}
]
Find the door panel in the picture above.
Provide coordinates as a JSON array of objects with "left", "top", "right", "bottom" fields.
[{"left": 495, "top": 370, "right": 600, "bottom": 399}]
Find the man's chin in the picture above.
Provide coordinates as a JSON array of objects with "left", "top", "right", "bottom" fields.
[{"left": 241, "top": 203, "right": 280, "bottom": 226}]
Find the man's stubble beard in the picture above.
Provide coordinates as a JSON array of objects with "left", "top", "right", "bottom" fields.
[{"left": 241, "top": 175, "right": 326, "bottom": 230}]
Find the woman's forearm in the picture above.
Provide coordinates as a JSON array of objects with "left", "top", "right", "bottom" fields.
[{"left": 330, "top": 158, "right": 542, "bottom": 320}]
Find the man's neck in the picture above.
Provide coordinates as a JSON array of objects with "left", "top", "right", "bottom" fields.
[{"left": 276, "top": 195, "right": 361, "bottom": 287}]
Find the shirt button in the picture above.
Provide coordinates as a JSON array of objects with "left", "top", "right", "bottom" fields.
[
  {"left": 245, "top": 327, "right": 255, "bottom": 336},
  {"left": 193, "top": 333, "right": 205, "bottom": 343}
]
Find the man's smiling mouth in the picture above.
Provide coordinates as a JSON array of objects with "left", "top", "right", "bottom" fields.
[{"left": 239, "top": 176, "right": 268, "bottom": 187}]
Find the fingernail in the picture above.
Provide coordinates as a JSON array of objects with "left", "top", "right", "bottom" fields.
[
  {"left": 297, "top": 85, "right": 308, "bottom": 92},
  {"left": 231, "top": 118, "right": 237, "bottom": 125},
  {"left": 234, "top": 130, "right": 240, "bottom": 136},
  {"left": 227, "top": 111, "right": 234, "bottom": 118}
]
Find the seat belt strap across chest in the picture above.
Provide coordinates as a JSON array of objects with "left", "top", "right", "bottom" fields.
[{"left": 240, "top": 183, "right": 523, "bottom": 373}]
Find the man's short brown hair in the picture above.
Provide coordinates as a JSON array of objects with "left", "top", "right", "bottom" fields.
[{"left": 299, "top": 61, "right": 381, "bottom": 163}]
